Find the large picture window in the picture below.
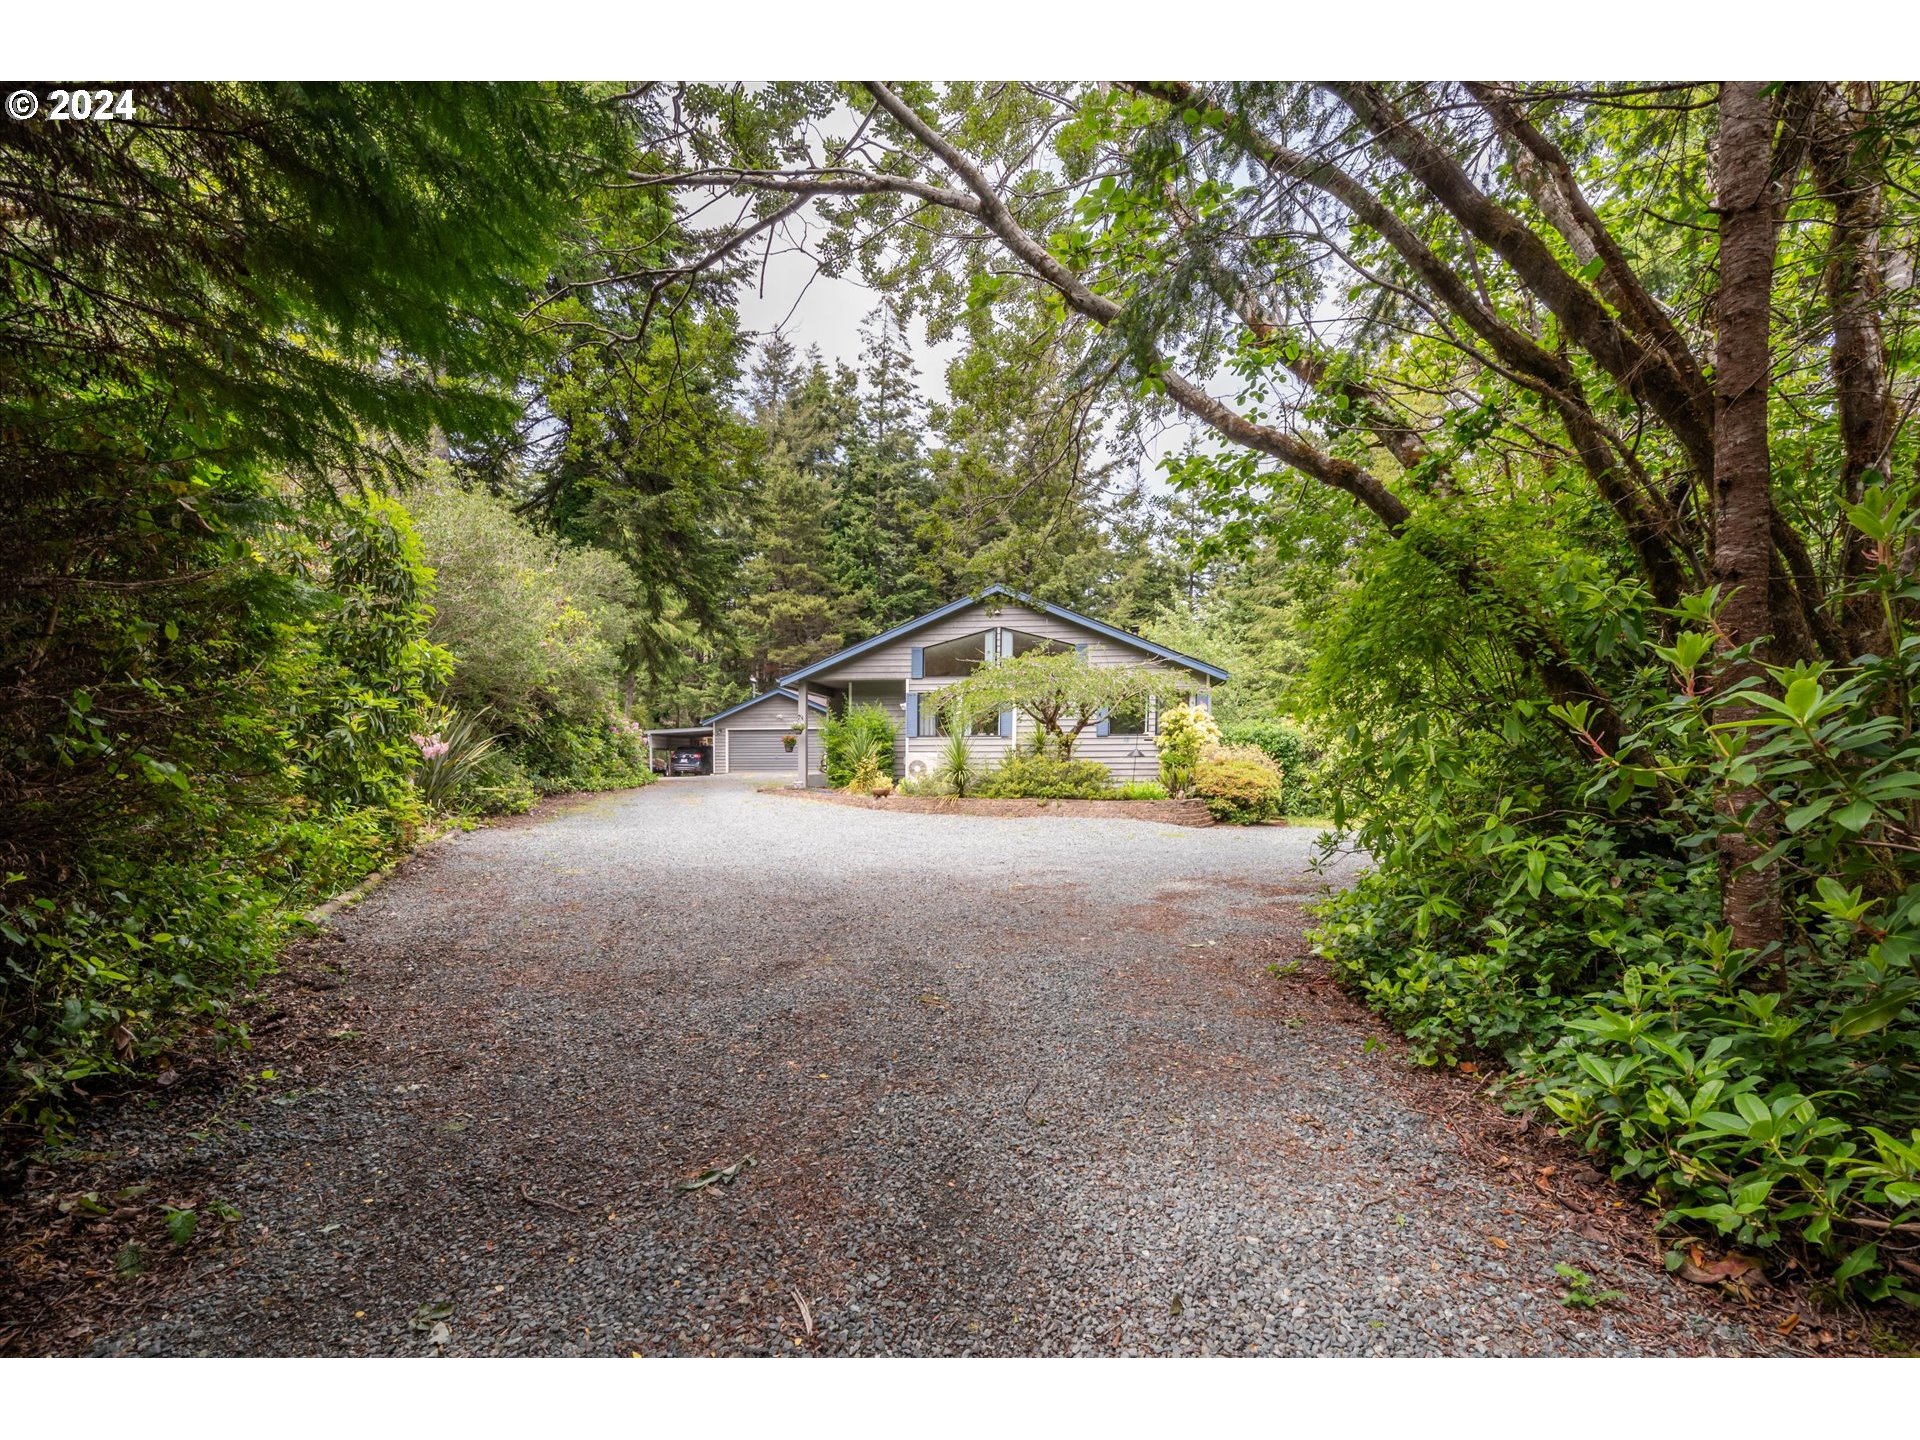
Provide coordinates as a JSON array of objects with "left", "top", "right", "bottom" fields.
[
  {"left": 1007, "top": 629, "right": 1072, "bottom": 659},
  {"left": 921, "top": 629, "right": 990, "bottom": 678}
]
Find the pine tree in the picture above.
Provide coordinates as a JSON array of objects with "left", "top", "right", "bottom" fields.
[
  {"left": 833, "top": 307, "right": 939, "bottom": 630},
  {"left": 732, "top": 341, "right": 857, "bottom": 685}
]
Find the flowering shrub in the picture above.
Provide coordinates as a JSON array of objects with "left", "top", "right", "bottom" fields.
[
  {"left": 1155, "top": 703, "right": 1221, "bottom": 795},
  {"left": 412, "top": 707, "right": 499, "bottom": 807}
]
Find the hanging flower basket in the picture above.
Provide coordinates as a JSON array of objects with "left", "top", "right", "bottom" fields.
[{"left": 782, "top": 734, "right": 798, "bottom": 752}]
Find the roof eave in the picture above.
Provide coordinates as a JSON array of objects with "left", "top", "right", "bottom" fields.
[{"left": 775, "top": 584, "right": 1230, "bottom": 688}]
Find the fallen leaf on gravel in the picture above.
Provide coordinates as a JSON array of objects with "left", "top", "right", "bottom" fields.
[
  {"left": 679, "top": 1155, "right": 754, "bottom": 1191},
  {"left": 409, "top": 1301, "right": 453, "bottom": 1334},
  {"left": 1777, "top": 1313, "right": 1799, "bottom": 1335},
  {"left": 1675, "top": 1247, "right": 1758, "bottom": 1285},
  {"left": 1487, "top": 1235, "right": 1509, "bottom": 1251},
  {"left": 427, "top": 1320, "right": 450, "bottom": 1347}
]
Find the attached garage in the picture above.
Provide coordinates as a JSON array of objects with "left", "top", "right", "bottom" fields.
[
  {"left": 725, "top": 727, "right": 790, "bottom": 772},
  {"left": 708, "top": 688, "right": 827, "bottom": 777}
]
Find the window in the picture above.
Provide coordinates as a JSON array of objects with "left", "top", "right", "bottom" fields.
[
  {"left": 932, "top": 695, "right": 1000, "bottom": 736},
  {"left": 922, "top": 629, "right": 990, "bottom": 678},
  {"left": 1007, "top": 628, "right": 1072, "bottom": 659},
  {"left": 1106, "top": 696, "right": 1149, "bottom": 736}
]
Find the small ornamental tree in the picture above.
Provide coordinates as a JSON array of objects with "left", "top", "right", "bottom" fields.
[
  {"left": 937, "top": 649, "right": 1184, "bottom": 758},
  {"left": 1156, "top": 703, "right": 1221, "bottom": 795}
]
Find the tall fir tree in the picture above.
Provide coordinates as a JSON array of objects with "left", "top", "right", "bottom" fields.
[
  {"left": 736, "top": 339, "right": 855, "bottom": 689},
  {"left": 832, "top": 306, "right": 939, "bottom": 631}
]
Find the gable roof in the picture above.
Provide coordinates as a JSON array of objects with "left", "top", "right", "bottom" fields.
[
  {"left": 776, "top": 584, "right": 1230, "bottom": 686},
  {"left": 704, "top": 687, "right": 828, "bottom": 727}
]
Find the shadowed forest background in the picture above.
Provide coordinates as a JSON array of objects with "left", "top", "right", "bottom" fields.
[{"left": 4, "top": 81, "right": 1919, "bottom": 1305}]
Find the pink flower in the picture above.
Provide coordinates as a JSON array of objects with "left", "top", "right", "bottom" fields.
[{"left": 413, "top": 733, "right": 449, "bottom": 761}]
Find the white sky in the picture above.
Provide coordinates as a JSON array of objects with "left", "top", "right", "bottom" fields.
[
  {"left": 729, "top": 213, "right": 959, "bottom": 404},
  {"left": 728, "top": 223, "right": 1199, "bottom": 481}
]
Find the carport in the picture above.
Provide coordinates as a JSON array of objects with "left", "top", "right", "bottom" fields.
[{"left": 644, "top": 725, "right": 712, "bottom": 775}]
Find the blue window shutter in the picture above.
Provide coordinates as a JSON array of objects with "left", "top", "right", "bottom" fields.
[
  {"left": 1195, "top": 690, "right": 1212, "bottom": 712},
  {"left": 905, "top": 693, "right": 919, "bottom": 738},
  {"left": 1075, "top": 642, "right": 1089, "bottom": 661},
  {"left": 1096, "top": 708, "right": 1111, "bottom": 738},
  {"left": 998, "top": 706, "right": 1013, "bottom": 738},
  {"left": 910, "top": 647, "right": 924, "bottom": 679}
]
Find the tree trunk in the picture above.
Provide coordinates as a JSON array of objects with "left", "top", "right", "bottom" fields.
[
  {"left": 1711, "top": 82, "right": 1785, "bottom": 961},
  {"left": 1810, "top": 84, "right": 1896, "bottom": 657}
]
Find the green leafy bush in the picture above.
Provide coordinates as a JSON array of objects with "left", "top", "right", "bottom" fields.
[
  {"left": 515, "top": 714, "right": 653, "bottom": 793},
  {"left": 1220, "top": 719, "right": 1321, "bottom": 815},
  {"left": 409, "top": 482, "right": 634, "bottom": 739},
  {"left": 453, "top": 748, "right": 541, "bottom": 816},
  {"left": 1307, "top": 487, "right": 1920, "bottom": 1302},
  {"left": 3, "top": 493, "right": 441, "bottom": 1135},
  {"left": 1156, "top": 703, "right": 1221, "bottom": 795},
  {"left": 975, "top": 753, "right": 1113, "bottom": 800},
  {"left": 824, "top": 703, "right": 897, "bottom": 788},
  {"left": 1107, "top": 781, "right": 1170, "bottom": 801},
  {"left": 1193, "top": 745, "right": 1285, "bottom": 824}
]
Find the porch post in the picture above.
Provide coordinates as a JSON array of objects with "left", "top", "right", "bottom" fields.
[{"left": 795, "top": 682, "right": 810, "bottom": 787}]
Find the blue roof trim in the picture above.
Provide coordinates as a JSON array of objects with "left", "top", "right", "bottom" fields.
[
  {"left": 704, "top": 687, "right": 827, "bottom": 727},
  {"left": 776, "top": 584, "right": 1229, "bottom": 686}
]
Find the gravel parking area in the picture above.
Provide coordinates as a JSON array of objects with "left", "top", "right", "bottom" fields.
[{"left": 14, "top": 776, "right": 1800, "bottom": 1355}]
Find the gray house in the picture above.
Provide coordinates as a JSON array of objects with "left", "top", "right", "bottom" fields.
[{"left": 767, "top": 585, "right": 1226, "bottom": 787}]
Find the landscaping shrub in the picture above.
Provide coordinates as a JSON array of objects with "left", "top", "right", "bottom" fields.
[
  {"left": 411, "top": 706, "right": 501, "bottom": 808},
  {"left": 843, "top": 735, "right": 893, "bottom": 795},
  {"left": 409, "top": 482, "right": 653, "bottom": 802},
  {"left": 824, "top": 703, "right": 897, "bottom": 788},
  {"left": 1106, "top": 781, "right": 1170, "bottom": 801},
  {"left": 454, "top": 748, "right": 541, "bottom": 816},
  {"left": 935, "top": 729, "right": 981, "bottom": 797},
  {"left": 975, "top": 753, "right": 1113, "bottom": 800},
  {"left": 1156, "top": 703, "right": 1221, "bottom": 795},
  {"left": 514, "top": 714, "right": 653, "bottom": 793},
  {"left": 1220, "top": 718, "right": 1322, "bottom": 816},
  {"left": 1193, "top": 745, "right": 1285, "bottom": 824}
]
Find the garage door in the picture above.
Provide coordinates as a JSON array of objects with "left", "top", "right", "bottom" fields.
[{"left": 724, "top": 727, "right": 792, "bottom": 772}]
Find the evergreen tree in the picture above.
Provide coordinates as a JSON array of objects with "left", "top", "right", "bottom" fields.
[
  {"left": 922, "top": 314, "right": 1121, "bottom": 609},
  {"left": 735, "top": 339, "right": 856, "bottom": 689},
  {"left": 833, "top": 306, "right": 939, "bottom": 630}
]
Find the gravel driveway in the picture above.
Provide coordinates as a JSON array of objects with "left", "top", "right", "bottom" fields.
[{"left": 36, "top": 777, "right": 1790, "bottom": 1356}]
